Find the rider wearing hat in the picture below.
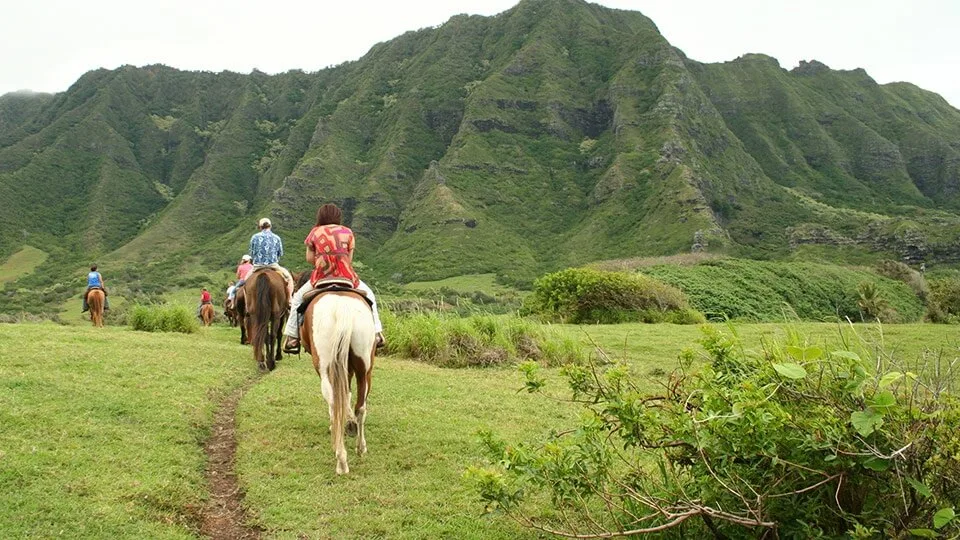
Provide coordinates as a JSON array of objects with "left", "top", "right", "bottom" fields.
[
  {"left": 226, "top": 254, "right": 255, "bottom": 308},
  {"left": 248, "top": 217, "right": 295, "bottom": 301}
]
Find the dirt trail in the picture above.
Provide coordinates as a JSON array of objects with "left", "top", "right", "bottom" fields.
[{"left": 199, "top": 382, "right": 263, "bottom": 539}]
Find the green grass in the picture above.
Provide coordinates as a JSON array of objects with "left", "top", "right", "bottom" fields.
[
  {"left": 235, "top": 356, "right": 575, "bottom": 539},
  {"left": 0, "top": 324, "right": 258, "bottom": 538},
  {"left": 0, "top": 246, "right": 48, "bottom": 285},
  {"left": 3, "top": 320, "right": 959, "bottom": 538},
  {"left": 643, "top": 259, "right": 925, "bottom": 322},
  {"left": 403, "top": 273, "right": 515, "bottom": 295},
  {"left": 563, "top": 322, "right": 960, "bottom": 383}
]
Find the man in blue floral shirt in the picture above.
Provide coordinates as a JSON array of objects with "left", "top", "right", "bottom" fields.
[{"left": 249, "top": 217, "right": 295, "bottom": 301}]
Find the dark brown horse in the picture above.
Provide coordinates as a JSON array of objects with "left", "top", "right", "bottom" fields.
[
  {"left": 242, "top": 270, "right": 288, "bottom": 371},
  {"left": 224, "top": 297, "right": 238, "bottom": 327},
  {"left": 88, "top": 289, "right": 105, "bottom": 328},
  {"left": 234, "top": 287, "right": 248, "bottom": 344}
]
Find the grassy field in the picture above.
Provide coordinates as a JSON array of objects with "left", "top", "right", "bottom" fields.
[
  {"left": 0, "top": 246, "right": 47, "bottom": 285},
  {"left": 0, "top": 324, "right": 257, "bottom": 538},
  {"left": 403, "top": 273, "right": 515, "bottom": 295},
  {"left": 236, "top": 356, "right": 573, "bottom": 539},
  {"left": 2, "top": 320, "right": 958, "bottom": 538},
  {"left": 564, "top": 321, "right": 960, "bottom": 379}
]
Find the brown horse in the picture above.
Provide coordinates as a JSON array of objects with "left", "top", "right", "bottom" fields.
[
  {"left": 223, "top": 297, "right": 236, "bottom": 326},
  {"left": 242, "top": 270, "right": 288, "bottom": 371},
  {"left": 200, "top": 304, "right": 214, "bottom": 327},
  {"left": 234, "top": 287, "right": 248, "bottom": 344},
  {"left": 87, "top": 289, "right": 105, "bottom": 328},
  {"left": 302, "top": 290, "right": 376, "bottom": 475}
]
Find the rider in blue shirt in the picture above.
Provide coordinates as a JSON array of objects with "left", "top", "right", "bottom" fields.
[
  {"left": 82, "top": 264, "right": 110, "bottom": 312},
  {"left": 248, "top": 218, "right": 294, "bottom": 301}
]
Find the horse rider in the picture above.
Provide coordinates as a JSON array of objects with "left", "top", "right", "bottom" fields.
[
  {"left": 197, "top": 287, "right": 212, "bottom": 318},
  {"left": 227, "top": 254, "right": 254, "bottom": 308},
  {"left": 249, "top": 217, "right": 295, "bottom": 302},
  {"left": 282, "top": 203, "right": 384, "bottom": 354},
  {"left": 82, "top": 264, "right": 110, "bottom": 312}
]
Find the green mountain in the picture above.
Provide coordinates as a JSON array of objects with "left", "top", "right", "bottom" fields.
[{"left": 2, "top": 0, "right": 960, "bottom": 314}]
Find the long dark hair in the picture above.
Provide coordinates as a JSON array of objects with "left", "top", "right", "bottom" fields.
[{"left": 316, "top": 203, "right": 342, "bottom": 226}]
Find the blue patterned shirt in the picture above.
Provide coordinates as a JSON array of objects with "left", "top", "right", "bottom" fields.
[{"left": 249, "top": 229, "right": 284, "bottom": 265}]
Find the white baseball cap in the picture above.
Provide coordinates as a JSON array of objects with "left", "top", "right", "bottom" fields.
[
  {"left": 241, "top": 254, "right": 252, "bottom": 262},
  {"left": 258, "top": 217, "right": 271, "bottom": 228}
]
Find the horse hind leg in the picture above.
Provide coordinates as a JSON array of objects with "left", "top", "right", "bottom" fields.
[
  {"left": 349, "top": 351, "right": 371, "bottom": 456},
  {"left": 265, "top": 316, "right": 276, "bottom": 371}
]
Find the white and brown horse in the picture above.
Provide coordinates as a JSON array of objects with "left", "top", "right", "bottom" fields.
[{"left": 301, "top": 290, "right": 376, "bottom": 475}]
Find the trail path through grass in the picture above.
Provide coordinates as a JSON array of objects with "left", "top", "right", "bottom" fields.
[{"left": 200, "top": 380, "right": 264, "bottom": 540}]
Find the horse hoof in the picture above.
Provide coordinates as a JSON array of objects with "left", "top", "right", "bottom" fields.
[{"left": 346, "top": 420, "right": 358, "bottom": 438}]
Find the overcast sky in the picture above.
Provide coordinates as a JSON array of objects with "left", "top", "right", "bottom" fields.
[{"left": 2, "top": 0, "right": 958, "bottom": 108}]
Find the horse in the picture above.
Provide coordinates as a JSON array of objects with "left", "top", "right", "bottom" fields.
[
  {"left": 200, "top": 304, "right": 215, "bottom": 327},
  {"left": 234, "top": 287, "right": 248, "bottom": 344},
  {"left": 242, "top": 270, "right": 288, "bottom": 371},
  {"left": 302, "top": 290, "right": 376, "bottom": 475},
  {"left": 223, "top": 297, "right": 237, "bottom": 327},
  {"left": 87, "top": 289, "right": 105, "bottom": 328}
]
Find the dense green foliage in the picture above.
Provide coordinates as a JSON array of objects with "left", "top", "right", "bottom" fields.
[
  {"left": 927, "top": 276, "right": 960, "bottom": 323},
  {"left": 526, "top": 267, "right": 703, "bottom": 324},
  {"left": 645, "top": 259, "right": 925, "bottom": 322},
  {"left": 382, "top": 310, "right": 583, "bottom": 367},
  {"left": 471, "top": 326, "right": 960, "bottom": 537},
  {"left": 3, "top": 0, "right": 960, "bottom": 315},
  {"left": 129, "top": 304, "right": 199, "bottom": 333}
]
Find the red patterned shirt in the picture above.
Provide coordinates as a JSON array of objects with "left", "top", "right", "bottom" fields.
[{"left": 305, "top": 224, "right": 359, "bottom": 287}]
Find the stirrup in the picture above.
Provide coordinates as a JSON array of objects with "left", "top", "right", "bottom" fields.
[{"left": 283, "top": 339, "right": 301, "bottom": 354}]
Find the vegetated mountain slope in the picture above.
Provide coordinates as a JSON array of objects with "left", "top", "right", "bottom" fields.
[{"left": 2, "top": 0, "right": 960, "bottom": 315}]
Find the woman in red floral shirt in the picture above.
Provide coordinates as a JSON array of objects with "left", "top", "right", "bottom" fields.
[{"left": 283, "top": 203, "right": 383, "bottom": 353}]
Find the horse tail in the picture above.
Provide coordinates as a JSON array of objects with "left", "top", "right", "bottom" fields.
[
  {"left": 253, "top": 272, "right": 273, "bottom": 367},
  {"left": 89, "top": 290, "right": 104, "bottom": 328},
  {"left": 328, "top": 298, "right": 353, "bottom": 462}
]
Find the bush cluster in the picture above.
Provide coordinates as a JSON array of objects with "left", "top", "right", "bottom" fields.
[
  {"left": 645, "top": 259, "right": 925, "bottom": 322},
  {"left": 472, "top": 326, "right": 960, "bottom": 537},
  {"left": 381, "top": 310, "right": 583, "bottom": 368},
  {"left": 926, "top": 277, "right": 960, "bottom": 323},
  {"left": 525, "top": 268, "right": 704, "bottom": 324},
  {"left": 129, "top": 304, "right": 198, "bottom": 334},
  {"left": 874, "top": 259, "right": 928, "bottom": 299}
]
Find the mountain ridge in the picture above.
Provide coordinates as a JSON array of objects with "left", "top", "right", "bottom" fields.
[{"left": 2, "top": 0, "right": 960, "bottom": 314}]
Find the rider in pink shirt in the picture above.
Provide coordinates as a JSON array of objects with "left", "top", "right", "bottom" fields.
[{"left": 227, "top": 255, "right": 255, "bottom": 307}]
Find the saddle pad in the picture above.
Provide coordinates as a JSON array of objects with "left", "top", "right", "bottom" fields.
[{"left": 298, "top": 285, "right": 372, "bottom": 316}]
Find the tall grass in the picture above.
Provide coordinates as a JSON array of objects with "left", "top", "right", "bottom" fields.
[
  {"left": 129, "top": 304, "right": 199, "bottom": 333},
  {"left": 382, "top": 310, "right": 583, "bottom": 367},
  {"left": 644, "top": 259, "right": 925, "bottom": 322}
]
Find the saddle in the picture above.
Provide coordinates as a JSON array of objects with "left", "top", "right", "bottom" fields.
[{"left": 297, "top": 279, "right": 373, "bottom": 326}]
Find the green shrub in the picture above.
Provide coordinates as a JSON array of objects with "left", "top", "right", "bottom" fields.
[
  {"left": 526, "top": 268, "right": 700, "bottom": 324},
  {"left": 471, "top": 326, "right": 960, "bottom": 537},
  {"left": 129, "top": 304, "right": 198, "bottom": 334},
  {"left": 645, "top": 259, "right": 924, "bottom": 322},
  {"left": 927, "top": 277, "right": 960, "bottom": 323},
  {"left": 875, "top": 259, "right": 928, "bottom": 299},
  {"left": 383, "top": 311, "right": 583, "bottom": 367}
]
